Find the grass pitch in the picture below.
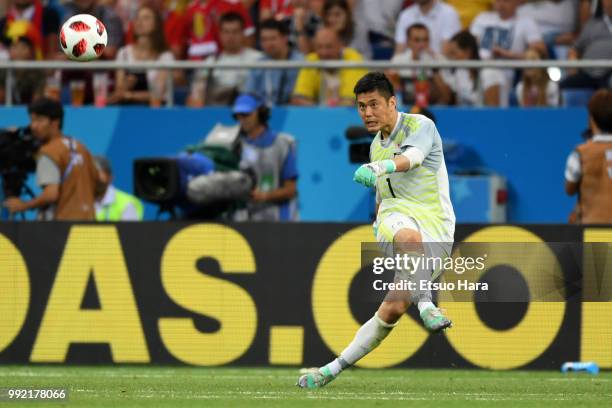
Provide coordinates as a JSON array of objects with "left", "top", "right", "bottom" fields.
[{"left": 0, "top": 366, "right": 610, "bottom": 407}]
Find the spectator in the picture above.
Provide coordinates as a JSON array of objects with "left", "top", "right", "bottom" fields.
[
  {"left": 63, "top": 0, "right": 124, "bottom": 60},
  {"left": 185, "top": 0, "right": 255, "bottom": 60},
  {"left": 322, "top": 0, "right": 367, "bottom": 56},
  {"left": 244, "top": 18, "right": 303, "bottom": 106},
  {"left": 564, "top": 89, "right": 612, "bottom": 224},
  {"left": 161, "top": 0, "right": 191, "bottom": 60},
  {"left": 0, "top": 36, "right": 45, "bottom": 105},
  {"left": 352, "top": 0, "right": 404, "bottom": 59},
  {"left": 470, "top": 0, "right": 546, "bottom": 106},
  {"left": 395, "top": 0, "right": 462, "bottom": 55},
  {"left": 387, "top": 23, "right": 450, "bottom": 106},
  {"left": 515, "top": 48, "right": 560, "bottom": 107},
  {"left": 517, "top": 0, "right": 578, "bottom": 58},
  {"left": 291, "top": 27, "right": 367, "bottom": 106},
  {"left": 441, "top": 30, "right": 508, "bottom": 106},
  {"left": 579, "top": 0, "right": 604, "bottom": 29},
  {"left": 0, "top": 0, "right": 60, "bottom": 59},
  {"left": 2, "top": 98, "right": 101, "bottom": 220},
  {"left": 109, "top": 6, "right": 175, "bottom": 106},
  {"left": 260, "top": 0, "right": 294, "bottom": 21},
  {"left": 189, "top": 12, "right": 262, "bottom": 106},
  {"left": 232, "top": 94, "right": 299, "bottom": 221},
  {"left": 446, "top": 0, "right": 494, "bottom": 28},
  {"left": 0, "top": 44, "right": 8, "bottom": 61},
  {"left": 286, "top": 0, "right": 324, "bottom": 55},
  {"left": 102, "top": 0, "right": 140, "bottom": 30},
  {"left": 561, "top": 0, "right": 612, "bottom": 90},
  {"left": 470, "top": 0, "right": 546, "bottom": 60},
  {"left": 94, "top": 156, "right": 144, "bottom": 221}
]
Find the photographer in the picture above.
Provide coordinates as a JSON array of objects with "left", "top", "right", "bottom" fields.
[
  {"left": 564, "top": 89, "right": 612, "bottom": 224},
  {"left": 232, "top": 94, "right": 299, "bottom": 221},
  {"left": 2, "top": 98, "right": 101, "bottom": 220}
]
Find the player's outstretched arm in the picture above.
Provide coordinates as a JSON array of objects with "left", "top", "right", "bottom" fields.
[{"left": 352, "top": 154, "right": 416, "bottom": 188}]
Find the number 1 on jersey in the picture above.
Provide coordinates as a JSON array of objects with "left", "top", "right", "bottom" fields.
[{"left": 386, "top": 177, "right": 396, "bottom": 198}]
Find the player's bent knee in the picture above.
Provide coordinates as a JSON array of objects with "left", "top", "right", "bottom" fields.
[
  {"left": 377, "top": 300, "right": 410, "bottom": 324},
  {"left": 393, "top": 228, "right": 422, "bottom": 244},
  {"left": 393, "top": 228, "right": 423, "bottom": 254}
]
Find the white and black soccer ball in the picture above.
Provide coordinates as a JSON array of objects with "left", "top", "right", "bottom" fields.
[{"left": 60, "top": 14, "right": 108, "bottom": 61}]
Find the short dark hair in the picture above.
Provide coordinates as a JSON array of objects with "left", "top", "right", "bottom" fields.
[
  {"left": 28, "top": 98, "right": 64, "bottom": 129},
  {"left": 353, "top": 72, "right": 394, "bottom": 99},
  {"left": 589, "top": 89, "right": 612, "bottom": 133},
  {"left": 260, "top": 18, "right": 290, "bottom": 36},
  {"left": 12, "top": 36, "right": 35, "bottom": 50},
  {"left": 220, "top": 11, "right": 245, "bottom": 29},
  {"left": 406, "top": 23, "right": 428, "bottom": 39}
]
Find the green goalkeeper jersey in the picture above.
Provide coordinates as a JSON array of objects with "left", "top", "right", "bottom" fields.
[{"left": 370, "top": 112, "right": 455, "bottom": 242}]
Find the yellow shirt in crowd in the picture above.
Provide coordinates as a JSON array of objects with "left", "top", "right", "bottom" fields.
[
  {"left": 293, "top": 48, "right": 368, "bottom": 105},
  {"left": 445, "top": 0, "right": 494, "bottom": 28}
]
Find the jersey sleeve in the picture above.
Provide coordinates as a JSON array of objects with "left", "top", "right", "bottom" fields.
[
  {"left": 565, "top": 150, "right": 581, "bottom": 183},
  {"left": 36, "top": 154, "right": 61, "bottom": 186},
  {"left": 399, "top": 116, "right": 436, "bottom": 158}
]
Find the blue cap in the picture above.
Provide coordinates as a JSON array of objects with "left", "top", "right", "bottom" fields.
[{"left": 232, "top": 94, "right": 262, "bottom": 114}]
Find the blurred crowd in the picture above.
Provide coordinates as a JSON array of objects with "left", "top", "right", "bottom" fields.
[{"left": 0, "top": 0, "right": 611, "bottom": 108}]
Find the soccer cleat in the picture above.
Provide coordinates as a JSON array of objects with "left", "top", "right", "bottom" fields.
[
  {"left": 420, "top": 306, "right": 452, "bottom": 332},
  {"left": 296, "top": 366, "right": 336, "bottom": 389}
]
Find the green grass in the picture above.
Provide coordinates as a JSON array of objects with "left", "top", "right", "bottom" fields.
[{"left": 0, "top": 366, "right": 610, "bottom": 407}]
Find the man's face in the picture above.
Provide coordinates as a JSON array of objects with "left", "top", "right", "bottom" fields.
[
  {"left": 407, "top": 28, "right": 429, "bottom": 57},
  {"left": 260, "top": 28, "right": 286, "bottom": 59},
  {"left": 236, "top": 110, "right": 259, "bottom": 134},
  {"left": 220, "top": 21, "right": 244, "bottom": 53},
  {"left": 29, "top": 114, "right": 56, "bottom": 143},
  {"left": 494, "top": 0, "right": 518, "bottom": 19},
  {"left": 314, "top": 29, "right": 341, "bottom": 60},
  {"left": 356, "top": 91, "right": 396, "bottom": 134},
  {"left": 9, "top": 41, "right": 34, "bottom": 60}
]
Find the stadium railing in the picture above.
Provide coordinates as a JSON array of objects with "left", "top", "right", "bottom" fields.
[{"left": 1, "top": 59, "right": 611, "bottom": 107}]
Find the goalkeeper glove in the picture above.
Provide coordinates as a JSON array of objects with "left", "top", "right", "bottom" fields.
[{"left": 353, "top": 160, "right": 396, "bottom": 188}]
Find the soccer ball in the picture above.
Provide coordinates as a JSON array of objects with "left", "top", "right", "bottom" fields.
[{"left": 60, "top": 14, "right": 107, "bottom": 61}]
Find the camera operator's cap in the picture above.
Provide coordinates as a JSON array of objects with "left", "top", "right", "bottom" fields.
[{"left": 232, "top": 94, "right": 262, "bottom": 114}]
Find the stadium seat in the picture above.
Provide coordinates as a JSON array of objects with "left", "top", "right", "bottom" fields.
[
  {"left": 173, "top": 86, "right": 190, "bottom": 106},
  {"left": 562, "top": 89, "right": 594, "bottom": 107}
]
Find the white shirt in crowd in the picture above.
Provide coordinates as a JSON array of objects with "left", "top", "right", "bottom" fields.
[
  {"left": 116, "top": 45, "right": 174, "bottom": 91},
  {"left": 470, "top": 11, "right": 542, "bottom": 59},
  {"left": 441, "top": 68, "right": 509, "bottom": 107},
  {"left": 515, "top": 81, "right": 560, "bottom": 107},
  {"left": 517, "top": 0, "right": 577, "bottom": 37},
  {"left": 395, "top": 0, "right": 461, "bottom": 54},
  {"left": 391, "top": 48, "right": 442, "bottom": 79},
  {"left": 207, "top": 48, "right": 262, "bottom": 91}
]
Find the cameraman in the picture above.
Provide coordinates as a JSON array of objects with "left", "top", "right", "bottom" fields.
[
  {"left": 2, "top": 98, "right": 101, "bottom": 220},
  {"left": 232, "top": 94, "right": 299, "bottom": 221}
]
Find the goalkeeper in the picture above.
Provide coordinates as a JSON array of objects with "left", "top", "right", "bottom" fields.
[{"left": 298, "top": 72, "right": 456, "bottom": 389}]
